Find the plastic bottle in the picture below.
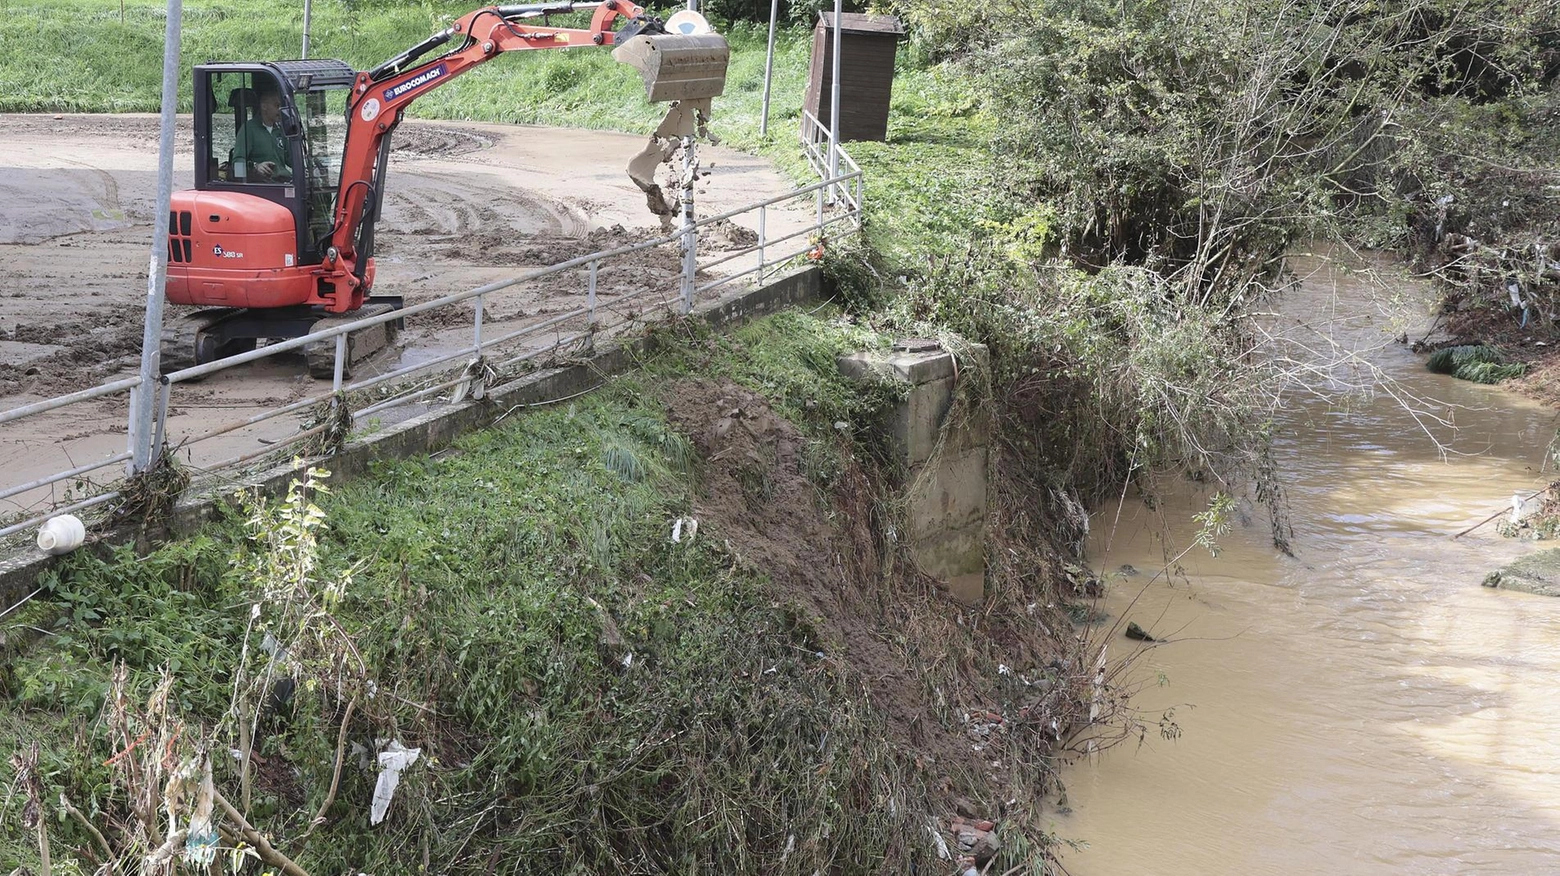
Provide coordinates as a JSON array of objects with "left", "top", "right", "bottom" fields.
[{"left": 37, "top": 514, "right": 85, "bottom": 555}]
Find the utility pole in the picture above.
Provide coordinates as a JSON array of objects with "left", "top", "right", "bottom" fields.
[
  {"left": 828, "top": 0, "right": 842, "bottom": 198},
  {"left": 129, "top": 0, "right": 184, "bottom": 474},
  {"left": 759, "top": 0, "right": 779, "bottom": 136},
  {"left": 302, "top": 0, "right": 312, "bottom": 56}
]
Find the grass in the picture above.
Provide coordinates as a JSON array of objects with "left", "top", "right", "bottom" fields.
[
  {"left": 0, "top": 0, "right": 816, "bottom": 149},
  {"left": 0, "top": 311, "right": 953, "bottom": 875}
]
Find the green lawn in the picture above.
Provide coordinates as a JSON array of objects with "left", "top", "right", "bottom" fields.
[{"left": 0, "top": 0, "right": 816, "bottom": 150}]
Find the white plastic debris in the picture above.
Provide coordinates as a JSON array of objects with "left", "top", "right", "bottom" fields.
[
  {"left": 928, "top": 820, "right": 952, "bottom": 860},
  {"left": 370, "top": 741, "right": 422, "bottom": 826},
  {"left": 671, "top": 516, "right": 698, "bottom": 543},
  {"left": 36, "top": 514, "right": 84, "bottom": 555}
]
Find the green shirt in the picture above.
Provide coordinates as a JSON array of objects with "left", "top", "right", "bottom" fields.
[{"left": 235, "top": 118, "right": 292, "bottom": 182}]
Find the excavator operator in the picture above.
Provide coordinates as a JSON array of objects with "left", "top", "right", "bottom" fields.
[{"left": 234, "top": 84, "right": 292, "bottom": 183}]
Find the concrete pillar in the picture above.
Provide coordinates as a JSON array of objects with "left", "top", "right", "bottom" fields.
[{"left": 839, "top": 339, "right": 988, "bottom": 603}]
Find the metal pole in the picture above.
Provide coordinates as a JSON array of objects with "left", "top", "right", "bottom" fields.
[
  {"left": 473, "top": 293, "right": 485, "bottom": 352},
  {"left": 759, "top": 0, "right": 779, "bottom": 137},
  {"left": 332, "top": 333, "right": 347, "bottom": 393},
  {"left": 828, "top": 1, "right": 842, "bottom": 205},
  {"left": 585, "top": 259, "right": 598, "bottom": 353},
  {"left": 301, "top": 0, "right": 312, "bottom": 57},
  {"left": 129, "top": 0, "right": 184, "bottom": 475},
  {"left": 757, "top": 205, "right": 767, "bottom": 283},
  {"left": 152, "top": 379, "right": 171, "bottom": 453},
  {"left": 679, "top": 136, "right": 697, "bottom": 315},
  {"left": 586, "top": 260, "right": 598, "bottom": 328}
]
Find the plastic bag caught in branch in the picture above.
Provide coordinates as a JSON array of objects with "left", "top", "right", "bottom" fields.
[{"left": 370, "top": 741, "right": 422, "bottom": 826}]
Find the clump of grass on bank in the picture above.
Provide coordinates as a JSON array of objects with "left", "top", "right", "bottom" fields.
[
  {"left": 0, "top": 0, "right": 814, "bottom": 149},
  {"left": 1426, "top": 343, "right": 1528, "bottom": 385}
]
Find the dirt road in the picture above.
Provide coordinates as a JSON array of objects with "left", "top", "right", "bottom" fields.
[{"left": 0, "top": 113, "right": 814, "bottom": 523}]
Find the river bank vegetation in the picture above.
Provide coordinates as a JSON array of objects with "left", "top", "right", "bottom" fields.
[{"left": 2, "top": 0, "right": 1557, "bottom": 871}]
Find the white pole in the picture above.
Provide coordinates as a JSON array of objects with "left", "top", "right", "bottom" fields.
[
  {"left": 130, "top": 0, "right": 184, "bottom": 474},
  {"left": 828, "top": 0, "right": 842, "bottom": 199},
  {"left": 302, "top": 0, "right": 312, "bottom": 57},
  {"left": 679, "top": 136, "right": 697, "bottom": 314},
  {"left": 758, "top": 0, "right": 779, "bottom": 137}
]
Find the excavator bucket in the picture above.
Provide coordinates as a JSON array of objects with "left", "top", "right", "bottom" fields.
[{"left": 613, "top": 33, "right": 729, "bottom": 103}]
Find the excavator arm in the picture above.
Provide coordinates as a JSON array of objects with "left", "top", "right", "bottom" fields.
[{"left": 315, "top": 0, "right": 721, "bottom": 312}]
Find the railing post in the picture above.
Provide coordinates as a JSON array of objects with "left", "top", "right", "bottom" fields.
[
  {"left": 474, "top": 292, "right": 485, "bottom": 352},
  {"left": 587, "top": 259, "right": 599, "bottom": 352},
  {"left": 152, "top": 379, "right": 171, "bottom": 460},
  {"left": 332, "top": 333, "right": 347, "bottom": 394},
  {"left": 757, "top": 205, "right": 767, "bottom": 284},
  {"left": 679, "top": 135, "right": 697, "bottom": 315},
  {"left": 124, "top": 384, "right": 140, "bottom": 477},
  {"left": 301, "top": 0, "right": 312, "bottom": 57}
]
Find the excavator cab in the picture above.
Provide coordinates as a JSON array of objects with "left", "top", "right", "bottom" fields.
[{"left": 186, "top": 62, "right": 357, "bottom": 277}]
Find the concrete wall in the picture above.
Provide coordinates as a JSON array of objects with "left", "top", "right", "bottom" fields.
[
  {"left": 840, "top": 340, "right": 989, "bottom": 603},
  {"left": 0, "top": 267, "right": 824, "bottom": 608}
]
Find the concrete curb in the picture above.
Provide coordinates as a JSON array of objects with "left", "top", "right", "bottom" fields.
[{"left": 0, "top": 266, "right": 823, "bottom": 608}]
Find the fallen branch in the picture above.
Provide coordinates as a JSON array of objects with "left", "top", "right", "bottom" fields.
[
  {"left": 59, "top": 793, "right": 116, "bottom": 869},
  {"left": 297, "top": 697, "right": 357, "bottom": 847},
  {"left": 142, "top": 828, "right": 188, "bottom": 874},
  {"left": 212, "top": 789, "right": 311, "bottom": 876}
]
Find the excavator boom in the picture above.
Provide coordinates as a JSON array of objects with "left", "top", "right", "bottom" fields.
[{"left": 163, "top": 1, "right": 727, "bottom": 376}]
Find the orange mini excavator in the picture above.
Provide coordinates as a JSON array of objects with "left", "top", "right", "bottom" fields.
[{"left": 162, "top": 1, "right": 727, "bottom": 376}]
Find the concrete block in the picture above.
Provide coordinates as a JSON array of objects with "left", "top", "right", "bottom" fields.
[
  {"left": 837, "top": 350, "right": 887, "bottom": 383},
  {"left": 886, "top": 349, "right": 956, "bottom": 385},
  {"left": 911, "top": 524, "right": 985, "bottom": 582},
  {"left": 842, "top": 338, "right": 991, "bottom": 605},
  {"left": 907, "top": 446, "right": 987, "bottom": 538},
  {"left": 897, "top": 376, "right": 954, "bottom": 466},
  {"left": 836, "top": 347, "right": 955, "bottom": 386}
]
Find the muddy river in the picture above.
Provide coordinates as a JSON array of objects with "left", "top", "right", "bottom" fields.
[{"left": 1060, "top": 251, "right": 1560, "bottom": 872}]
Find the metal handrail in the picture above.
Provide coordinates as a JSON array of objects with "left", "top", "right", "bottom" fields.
[{"left": 1, "top": 135, "right": 865, "bottom": 542}]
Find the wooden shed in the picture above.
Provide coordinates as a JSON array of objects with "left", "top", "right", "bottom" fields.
[{"left": 804, "top": 12, "right": 904, "bottom": 142}]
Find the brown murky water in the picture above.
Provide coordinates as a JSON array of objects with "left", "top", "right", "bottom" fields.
[{"left": 1059, "top": 251, "right": 1560, "bottom": 873}]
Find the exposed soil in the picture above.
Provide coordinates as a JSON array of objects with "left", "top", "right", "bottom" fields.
[{"left": 661, "top": 378, "right": 1076, "bottom": 799}]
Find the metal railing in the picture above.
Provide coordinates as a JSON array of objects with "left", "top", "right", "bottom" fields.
[
  {"left": 801, "top": 110, "right": 863, "bottom": 220},
  {"left": 0, "top": 127, "right": 863, "bottom": 548}
]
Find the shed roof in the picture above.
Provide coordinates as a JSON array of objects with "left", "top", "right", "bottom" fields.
[{"left": 816, "top": 11, "right": 905, "bottom": 35}]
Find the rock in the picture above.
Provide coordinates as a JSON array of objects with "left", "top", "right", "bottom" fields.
[
  {"left": 1482, "top": 548, "right": 1560, "bottom": 596},
  {"left": 948, "top": 815, "right": 1001, "bottom": 862},
  {"left": 1125, "top": 621, "right": 1156, "bottom": 641}
]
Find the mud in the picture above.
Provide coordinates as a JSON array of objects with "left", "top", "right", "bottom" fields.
[
  {"left": 0, "top": 113, "right": 815, "bottom": 514},
  {"left": 660, "top": 378, "right": 1040, "bottom": 794}
]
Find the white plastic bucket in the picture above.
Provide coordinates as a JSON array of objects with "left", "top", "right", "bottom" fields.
[{"left": 37, "top": 514, "right": 86, "bottom": 556}]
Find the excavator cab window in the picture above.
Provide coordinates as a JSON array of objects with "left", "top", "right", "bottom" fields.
[
  {"left": 298, "top": 84, "right": 350, "bottom": 255},
  {"left": 206, "top": 70, "right": 291, "bottom": 184}
]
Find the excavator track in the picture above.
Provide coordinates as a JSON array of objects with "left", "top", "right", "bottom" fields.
[
  {"left": 159, "top": 308, "right": 250, "bottom": 378},
  {"left": 304, "top": 303, "right": 401, "bottom": 380}
]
